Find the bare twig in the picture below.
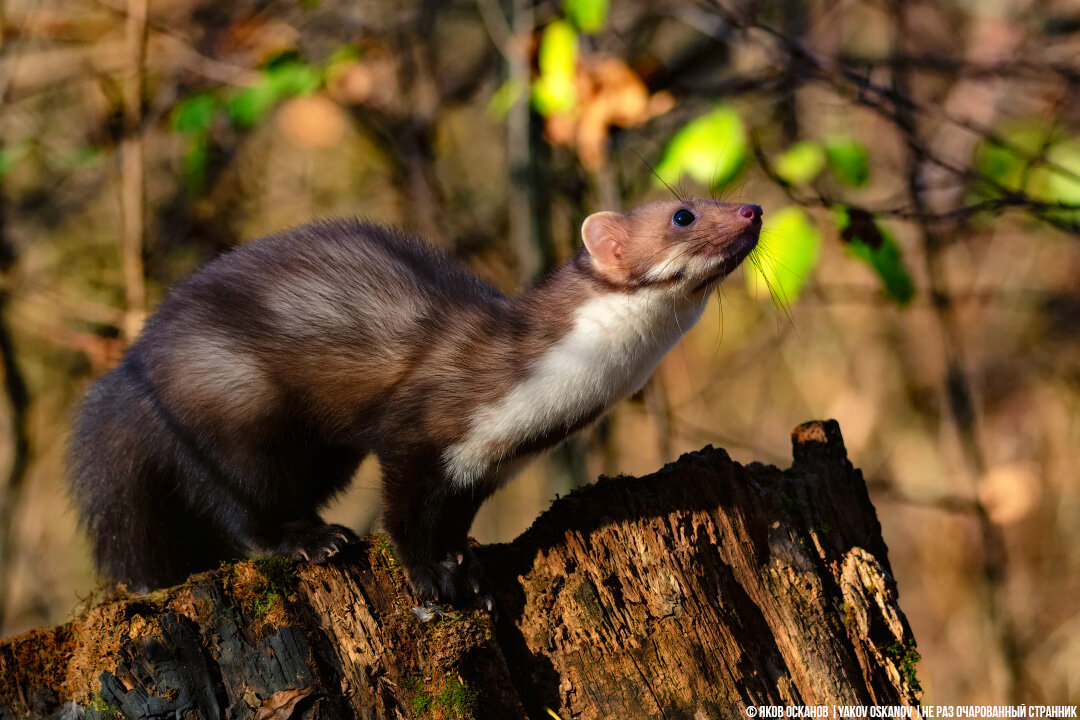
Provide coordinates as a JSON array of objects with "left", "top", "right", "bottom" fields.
[
  {"left": 474, "top": 0, "right": 515, "bottom": 61},
  {"left": 480, "top": 0, "right": 544, "bottom": 284},
  {"left": 0, "top": 288, "right": 30, "bottom": 634},
  {"left": 708, "top": 0, "right": 1080, "bottom": 239},
  {"left": 642, "top": 375, "right": 673, "bottom": 463},
  {"left": 837, "top": 52, "right": 1080, "bottom": 85},
  {"left": 886, "top": 0, "right": 1025, "bottom": 700},
  {"left": 704, "top": 1, "right": 1052, "bottom": 695},
  {"left": 865, "top": 479, "right": 982, "bottom": 516},
  {"left": 0, "top": 0, "right": 33, "bottom": 636},
  {"left": 755, "top": 128, "right": 1080, "bottom": 228},
  {"left": 119, "top": 0, "right": 147, "bottom": 342}
]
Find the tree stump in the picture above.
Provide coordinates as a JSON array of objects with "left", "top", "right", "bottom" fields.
[{"left": 0, "top": 420, "right": 922, "bottom": 720}]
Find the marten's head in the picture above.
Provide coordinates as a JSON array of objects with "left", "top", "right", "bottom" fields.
[{"left": 581, "top": 199, "right": 761, "bottom": 294}]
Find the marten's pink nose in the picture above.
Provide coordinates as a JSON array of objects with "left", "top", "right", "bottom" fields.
[{"left": 739, "top": 204, "right": 762, "bottom": 224}]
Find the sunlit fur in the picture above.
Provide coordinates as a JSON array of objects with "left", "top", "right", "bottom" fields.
[
  {"left": 605, "top": 199, "right": 760, "bottom": 288},
  {"left": 445, "top": 287, "right": 707, "bottom": 485},
  {"left": 446, "top": 200, "right": 760, "bottom": 486},
  {"left": 68, "top": 200, "right": 760, "bottom": 602}
]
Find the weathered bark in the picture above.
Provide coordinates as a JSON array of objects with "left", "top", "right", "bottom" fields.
[{"left": 0, "top": 420, "right": 922, "bottom": 720}]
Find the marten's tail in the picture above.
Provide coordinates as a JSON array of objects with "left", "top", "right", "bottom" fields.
[{"left": 67, "top": 362, "right": 234, "bottom": 591}]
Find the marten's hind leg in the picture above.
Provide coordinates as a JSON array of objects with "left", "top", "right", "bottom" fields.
[
  {"left": 204, "top": 443, "right": 364, "bottom": 564},
  {"left": 68, "top": 367, "right": 240, "bottom": 590},
  {"left": 260, "top": 517, "right": 359, "bottom": 562}
]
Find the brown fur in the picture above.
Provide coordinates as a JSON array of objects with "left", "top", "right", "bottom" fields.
[{"left": 67, "top": 200, "right": 761, "bottom": 603}]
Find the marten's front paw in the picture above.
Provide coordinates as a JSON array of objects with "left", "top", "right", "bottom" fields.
[
  {"left": 406, "top": 548, "right": 494, "bottom": 614},
  {"left": 280, "top": 523, "right": 358, "bottom": 563}
]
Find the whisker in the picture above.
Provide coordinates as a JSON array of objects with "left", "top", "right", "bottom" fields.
[
  {"left": 747, "top": 250, "right": 800, "bottom": 339},
  {"left": 709, "top": 154, "right": 724, "bottom": 203},
  {"left": 637, "top": 234, "right": 711, "bottom": 269},
  {"left": 640, "top": 232, "right": 719, "bottom": 279},
  {"left": 749, "top": 243, "right": 803, "bottom": 280},
  {"left": 725, "top": 181, "right": 747, "bottom": 202},
  {"left": 713, "top": 287, "right": 725, "bottom": 355},
  {"left": 634, "top": 149, "right": 685, "bottom": 203},
  {"left": 650, "top": 240, "right": 708, "bottom": 280}
]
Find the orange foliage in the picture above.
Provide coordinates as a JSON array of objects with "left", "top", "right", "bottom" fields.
[{"left": 544, "top": 56, "right": 674, "bottom": 170}]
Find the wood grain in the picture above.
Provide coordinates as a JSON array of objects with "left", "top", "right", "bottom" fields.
[{"left": 0, "top": 420, "right": 921, "bottom": 720}]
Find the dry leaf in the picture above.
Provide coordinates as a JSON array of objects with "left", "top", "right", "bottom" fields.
[
  {"left": 541, "top": 54, "right": 673, "bottom": 170},
  {"left": 277, "top": 95, "right": 347, "bottom": 150},
  {"left": 978, "top": 463, "right": 1040, "bottom": 525},
  {"left": 254, "top": 686, "right": 317, "bottom": 720},
  {"left": 220, "top": 19, "right": 298, "bottom": 63},
  {"left": 328, "top": 55, "right": 399, "bottom": 108}
]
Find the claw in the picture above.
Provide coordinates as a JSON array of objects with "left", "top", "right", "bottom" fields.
[
  {"left": 456, "top": 552, "right": 464, "bottom": 565},
  {"left": 484, "top": 597, "right": 494, "bottom": 613},
  {"left": 412, "top": 604, "right": 450, "bottom": 623},
  {"left": 298, "top": 549, "right": 310, "bottom": 562},
  {"left": 471, "top": 579, "right": 481, "bottom": 594}
]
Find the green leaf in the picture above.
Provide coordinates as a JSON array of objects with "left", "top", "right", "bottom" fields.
[
  {"left": 824, "top": 136, "right": 870, "bottom": 187},
  {"left": 226, "top": 57, "right": 323, "bottom": 128},
  {"left": 836, "top": 206, "right": 915, "bottom": 305},
  {"left": 51, "top": 146, "right": 104, "bottom": 170},
  {"left": 973, "top": 124, "right": 1080, "bottom": 225},
  {"left": 265, "top": 59, "right": 322, "bottom": 97},
  {"left": 227, "top": 84, "right": 278, "bottom": 127},
  {"left": 977, "top": 141, "right": 1024, "bottom": 190},
  {"left": 565, "top": 0, "right": 609, "bottom": 33},
  {"left": 1032, "top": 139, "right": 1080, "bottom": 226},
  {"left": 327, "top": 44, "right": 361, "bottom": 67},
  {"left": 775, "top": 141, "right": 824, "bottom": 185},
  {"left": 181, "top": 135, "right": 209, "bottom": 194},
  {"left": 745, "top": 205, "right": 821, "bottom": 304},
  {"left": 171, "top": 93, "right": 217, "bottom": 134},
  {"left": 974, "top": 122, "right": 1047, "bottom": 191},
  {"left": 851, "top": 236, "right": 915, "bottom": 305},
  {"left": 655, "top": 105, "right": 747, "bottom": 188},
  {"left": 1040, "top": 140, "right": 1080, "bottom": 219},
  {"left": 487, "top": 78, "right": 526, "bottom": 118},
  {"left": 531, "top": 21, "right": 579, "bottom": 116},
  {"left": 0, "top": 144, "right": 30, "bottom": 178}
]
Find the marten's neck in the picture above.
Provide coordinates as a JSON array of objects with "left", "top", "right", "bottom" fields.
[
  {"left": 443, "top": 251, "right": 710, "bottom": 487},
  {"left": 509, "top": 249, "right": 711, "bottom": 358}
]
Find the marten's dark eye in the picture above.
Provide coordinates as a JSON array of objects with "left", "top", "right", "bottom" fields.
[{"left": 672, "top": 209, "right": 695, "bottom": 227}]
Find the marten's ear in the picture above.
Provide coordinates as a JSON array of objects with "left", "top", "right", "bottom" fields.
[{"left": 582, "top": 212, "right": 630, "bottom": 281}]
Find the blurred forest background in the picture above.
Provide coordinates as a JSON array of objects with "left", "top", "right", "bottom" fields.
[{"left": 0, "top": 0, "right": 1077, "bottom": 706}]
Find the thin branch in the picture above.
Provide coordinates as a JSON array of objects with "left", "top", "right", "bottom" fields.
[
  {"left": 474, "top": 0, "right": 515, "bottom": 61},
  {"left": 886, "top": 0, "right": 1024, "bottom": 701},
  {"left": 119, "top": 0, "right": 147, "bottom": 342},
  {"left": 837, "top": 52, "right": 1080, "bottom": 85},
  {"left": 0, "top": 0, "right": 33, "bottom": 636},
  {"left": 0, "top": 292, "right": 30, "bottom": 634},
  {"left": 865, "top": 479, "right": 981, "bottom": 515},
  {"left": 707, "top": 0, "right": 1080, "bottom": 219}
]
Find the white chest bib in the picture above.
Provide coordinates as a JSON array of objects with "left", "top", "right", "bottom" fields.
[{"left": 444, "top": 288, "right": 708, "bottom": 486}]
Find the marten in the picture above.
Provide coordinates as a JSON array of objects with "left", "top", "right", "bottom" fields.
[{"left": 67, "top": 199, "right": 762, "bottom": 606}]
